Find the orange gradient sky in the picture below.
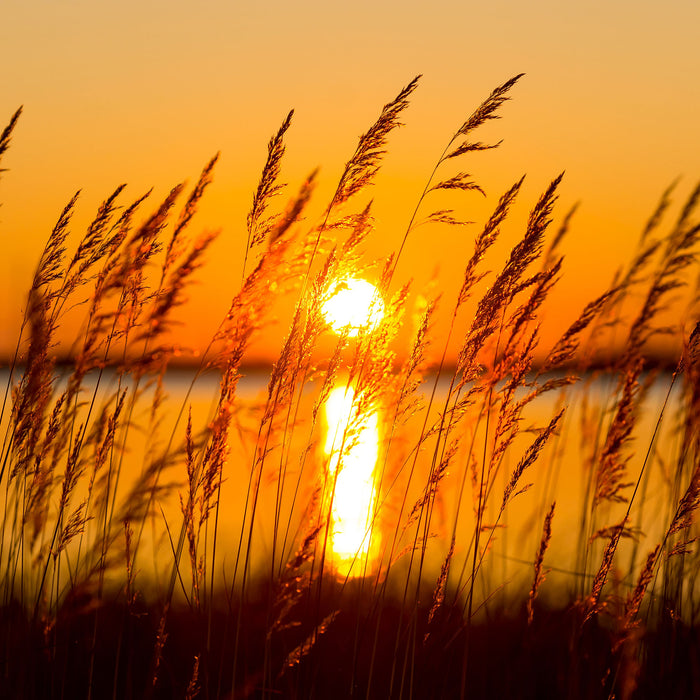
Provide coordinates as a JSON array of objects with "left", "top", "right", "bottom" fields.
[{"left": 2, "top": 1, "right": 700, "bottom": 365}]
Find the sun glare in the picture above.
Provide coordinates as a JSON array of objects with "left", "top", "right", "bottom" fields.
[
  {"left": 321, "top": 278, "right": 384, "bottom": 337},
  {"left": 324, "top": 385, "right": 380, "bottom": 577}
]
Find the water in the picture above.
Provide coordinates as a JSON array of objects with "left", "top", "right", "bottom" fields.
[{"left": 0, "top": 366, "right": 690, "bottom": 611}]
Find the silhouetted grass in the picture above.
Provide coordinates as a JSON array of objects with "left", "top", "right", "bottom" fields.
[{"left": 1, "top": 77, "right": 699, "bottom": 698}]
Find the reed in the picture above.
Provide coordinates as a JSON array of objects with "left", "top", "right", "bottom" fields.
[{"left": 1, "top": 77, "right": 699, "bottom": 699}]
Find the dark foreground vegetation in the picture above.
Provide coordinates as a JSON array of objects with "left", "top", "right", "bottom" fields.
[{"left": 2, "top": 595, "right": 698, "bottom": 699}]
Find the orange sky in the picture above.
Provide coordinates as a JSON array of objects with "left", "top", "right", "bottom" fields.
[{"left": 2, "top": 1, "right": 700, "bottom": 365}]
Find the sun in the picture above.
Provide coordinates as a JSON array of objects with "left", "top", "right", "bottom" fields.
[{"left": 321, "top": 277, "right": 384, "bottom": 337}]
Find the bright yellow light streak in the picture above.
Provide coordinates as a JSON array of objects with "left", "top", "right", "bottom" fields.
[
  {"left": 321, "top": 278, "right": 384, "bottom": 337},
  {"left": 324, "top": 385, "right": 380, "bottom": 577}
]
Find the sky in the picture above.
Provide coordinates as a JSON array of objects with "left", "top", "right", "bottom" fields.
[{"left": 2, "top": 1, "right": 700, "bottom": 364}]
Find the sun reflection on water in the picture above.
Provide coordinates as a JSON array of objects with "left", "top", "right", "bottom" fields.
[{"left": 324, "top": 385, "right": 380, "bottom": 577}]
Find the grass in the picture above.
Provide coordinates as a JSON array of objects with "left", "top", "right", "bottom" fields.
[{"left": 1, "top": 75, "right": 700, "bottom": 698}]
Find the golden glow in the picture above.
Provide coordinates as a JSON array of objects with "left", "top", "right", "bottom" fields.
[
  {"left": 321, "top": 278, "right": 384, "bottom": 337},
  {"left": 324, "top": 385, "right": 380, "bottom": 577}
]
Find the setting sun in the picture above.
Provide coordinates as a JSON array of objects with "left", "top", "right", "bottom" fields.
[{"left": 321, "top": 278, "right": 384, "bottom": 337}]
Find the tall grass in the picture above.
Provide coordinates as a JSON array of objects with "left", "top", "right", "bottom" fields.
[{"left": 1, "top": 77, "right": 699, "bottom": 699}]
